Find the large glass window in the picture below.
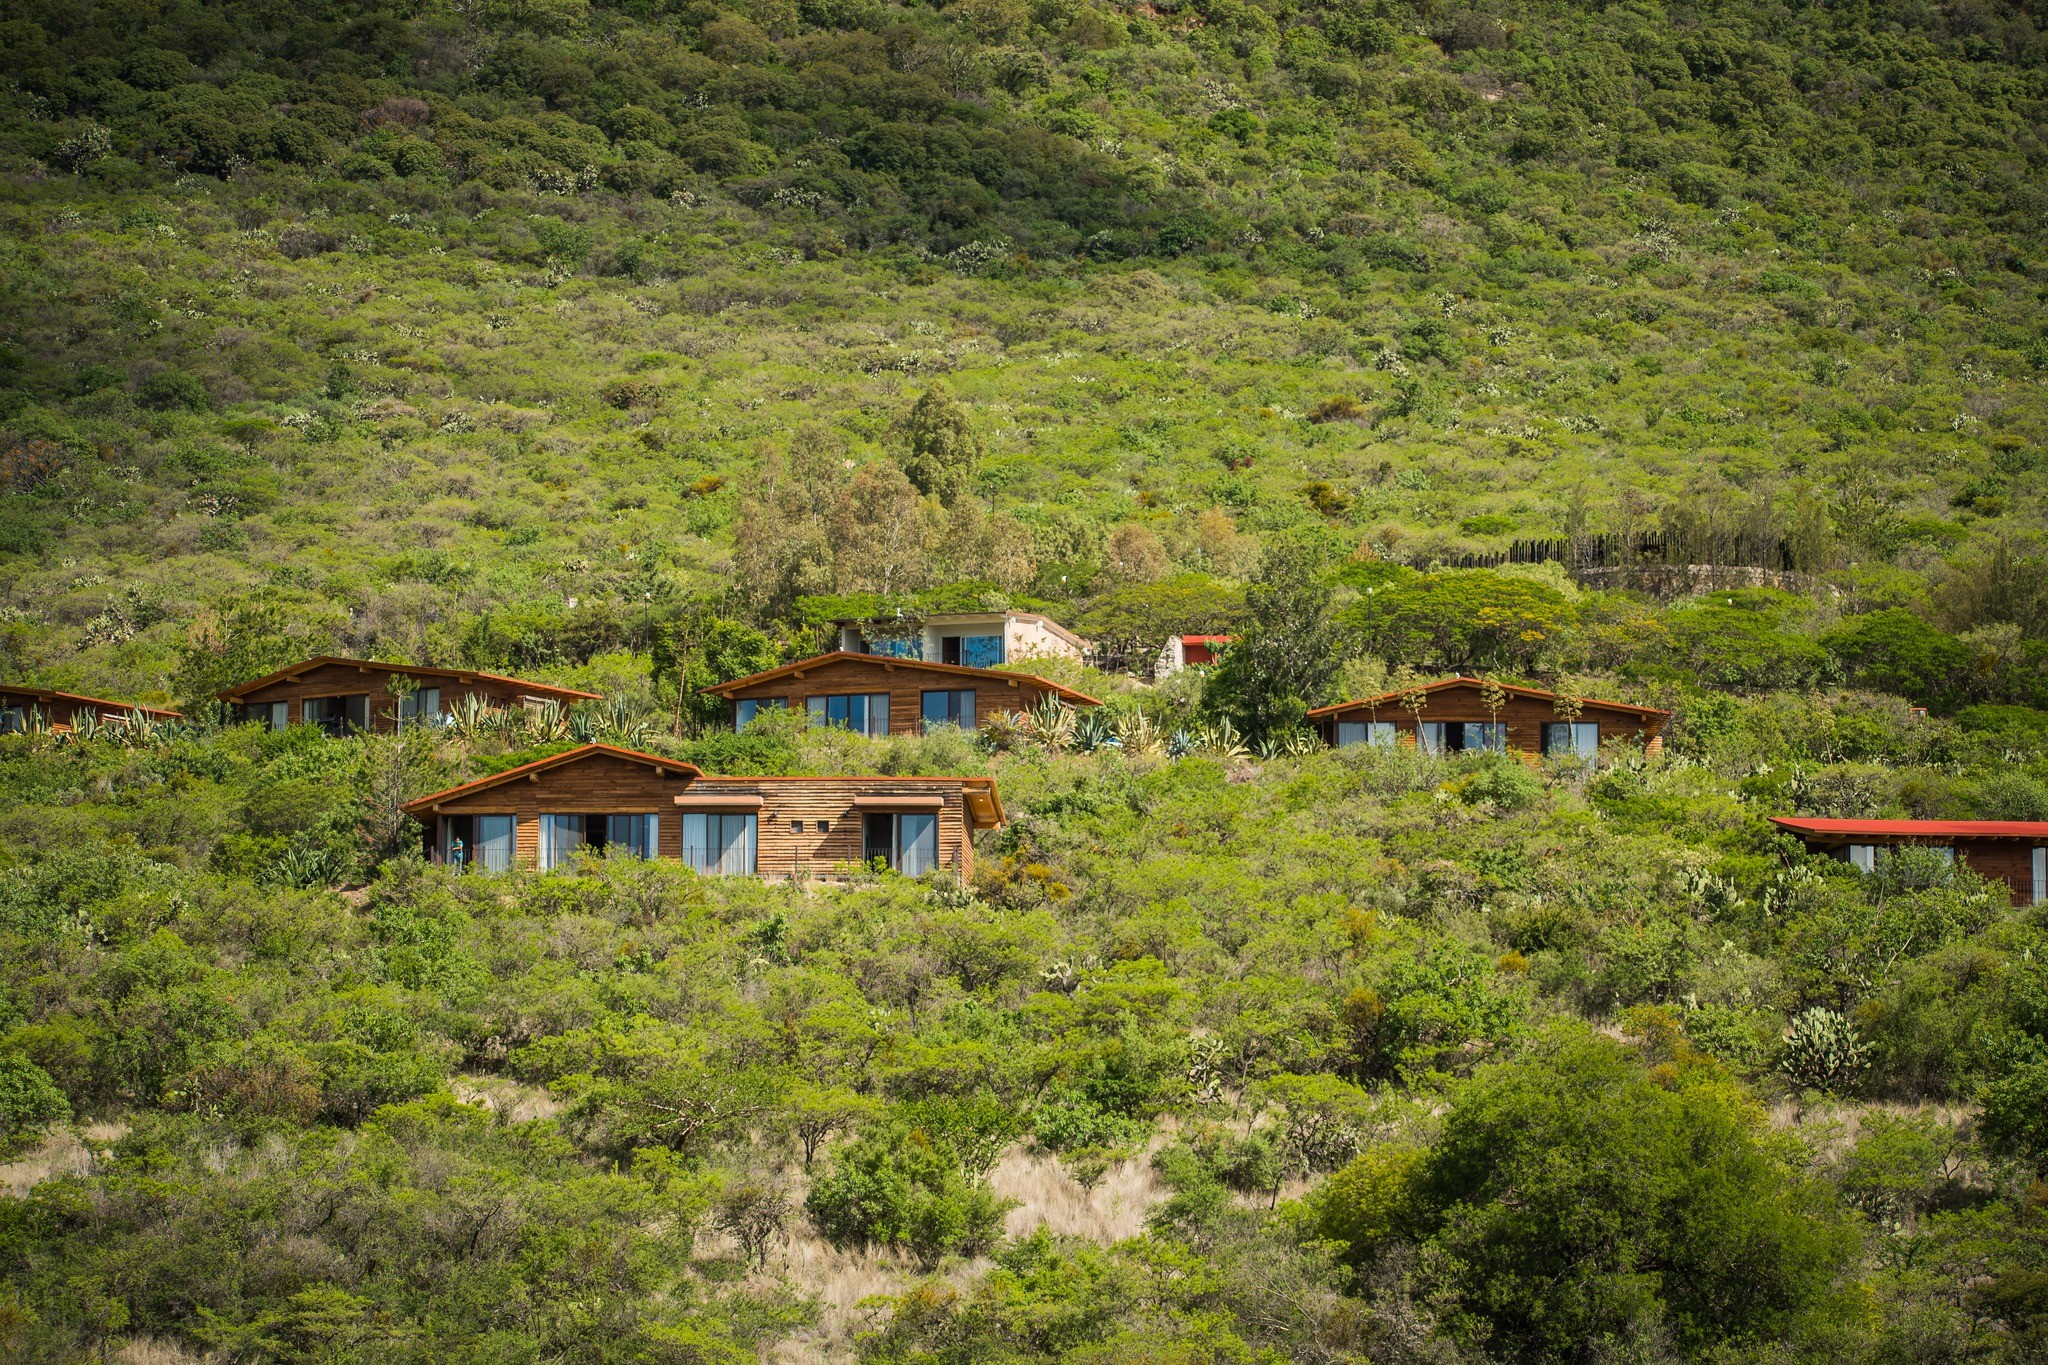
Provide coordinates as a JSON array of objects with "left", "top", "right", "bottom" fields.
[
  {"left": 539, "top": 814, "right": 585, "bottom": 869},
  {"left": 1540, "top": 722, "right": 1600, "bottom": 758},
  {"left": 863, "top": 812, "right": 939, "bottom": 875},
  {"left": 476, "top": 815, "right": 515, "bottom": 872},
  {"left": 1336, "top": 721, "right": 1397, "bottom": 748},
  {"left": 1418, "top": 722, "right": 1508, "bottom": 755},
  {"left": 239, "top": 701, "right": 288, "bottom": 730},
  {"left": 683, "top": 813, "right": 756, "bottom": 875},
  {"left": 604, "top": 814, "right": 659, "bottom": 858},
  {"left": 807, "top": 693, "right": 890, "bottom": 737},
  {"left": 922, "top": 689, "right": 976, "bottom": 732},
  {"left": 960, "top": 635, "right": 1004, "bottom": 668},
  {"left": 0, "top": 705, "right": 24, "bottom": 734},
  {"left": 441, "top": 814, "right": 518, "bottom": 872},
  {"left": 865, "top": 635, "right": 921, "bottom": 659},
  {"left": 2034, "top": 847, "right": 2045, "bottom": 906},
  {"left": 1846, "top": 844, "right": 1877, "bottom": 873},
  {"left": 735, "top": 697, "right": 786, "bottom": 731},
  {"left": 398, "top": 687, "right": 441, "bottom": 726},
  {"left": 305, "top": 694, "right": 370, "bottom": 737}
]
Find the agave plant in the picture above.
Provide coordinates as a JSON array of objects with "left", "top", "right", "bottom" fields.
[
  {"left": 524, "top": 698, "right": 570, "bottom": 743},
  {"left": 1255, "top": 728, "right": 1321, "bottom": 759},
  {"left": 1019, "top": 696, "right": 1078, "bottom": 752},
  {"left": 978, "top": 710, "right": 1025, "bottom": 753},
  {"left": 593, "top": 694, "right": 657, "bottom": 750},
  {"left": 1072, "top": 709, "right": 1120, "bottom": 753},
  {"left": 447, "top": 692, "right": 497, "bottom": 744},
  {"left": 66, "top": 709, "right": 103, "bottom": 743},
  {"left": 120, "top": 707, "right": 167, "bottom": 746},
  {"left": 1115, "top": 709, "right": 1167, "bottom": 757},
  {"left": 1191, "top": 718, "right": 1250, "bottom": 759}
]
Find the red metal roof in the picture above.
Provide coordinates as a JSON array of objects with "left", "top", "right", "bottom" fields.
[
  {"left": 700, "top": 651, "right": 1101, "bottom": 707},
  {"left": 1175, "top": 635, "right": 1234, "bottom": 645},
  {"left": 219, "top": 655, "right": 600, "bottom": 703},
  {"left": 1770, "top": 816, "right": 2048, "bottom": 841},
  {"left": 1307, "top": 675, "right": 1668, "bottom": 721}
]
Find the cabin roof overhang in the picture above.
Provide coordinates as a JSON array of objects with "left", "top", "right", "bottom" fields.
[
  {"left": 1306, "top": 675, "right": 1668, "bottom": 722},
  {"left": 400, "top": 744, "right": 703, "bottom": 816},
  {"left": 0, "top": 685, "right": 180, "bottom": 719},
  {"left": 1769, "top": 816, "right": 2048, "bottom": 842},
  {"left": 701, "top": 652, "right": 1100, "bottom": 707},
  {"left": 219, "top": 655, "right": 601, "bottom": 703}
]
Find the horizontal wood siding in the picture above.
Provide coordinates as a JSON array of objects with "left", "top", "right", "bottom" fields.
[
  {"left": 724, "top": 657, "right": 1056, "bottom": 736},
  {"left": 413, "top": 754, "right": 986, "bottom": 877},
  {"left": 0, "top": 689, "right": 161, "bottom": 727},
  {"left": 235, "top": 662, "right": 559, "bottom": 735},
  {"left": 692, "top": 779, "right": 977, "bottom": 879},
  {"left": 1318, "top": 693, "right": 1663, "bottom": 755}
]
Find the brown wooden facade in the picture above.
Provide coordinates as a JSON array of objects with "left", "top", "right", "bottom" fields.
[
  {"left": 1308, "top": 676, "right": 1668, "bottom": 759},
  {"left": 704, "top": 651, "right": 1100, "bottom": 736},
  {"left": 1771, "top": 816, "right": 2048, "bottom": 907},
  {"left": 0, "top": 685, "right": 180, "bottom": 732},
  {"left": 219, "top": 656, "right": 598, "bottom": 735},
  {"left": 401, "top": 743, "right": 1003, "bottom": 879}
]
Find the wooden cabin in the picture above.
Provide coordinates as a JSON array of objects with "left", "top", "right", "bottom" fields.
[
  {"left": 1770, "top": 816, "right": 2048, "bottom": 907},
  {"left": 0, "top": 685, "right": 180, "bottom": 733},
  {"left": 703, "top": 651, "right": 1100, "bottom": 737},
  {"left": 218, "top": 656, "right": 598, "bottom": 735},
  {"left": 401, "top": 742, "right": 1004, "bottom": 879},
  {"left": 1309, "top": 676, "right": 1668, "bottom": 759}
]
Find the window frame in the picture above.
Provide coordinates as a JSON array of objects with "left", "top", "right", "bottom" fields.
[
  {"left": 807, "top": 692, "right": 891, "bottom": 737},
  {"left": 735, "top": 697, "right": 787, "bottom": 731},
  {"left": 683, "top": 811, "right": 757, "bottom": 876},
  {"left": 921, "top": 688, "right": 976, "bottom": 733}
]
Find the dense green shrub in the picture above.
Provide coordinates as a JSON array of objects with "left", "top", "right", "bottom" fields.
[{"left": 806, "top": 1123, "right": 1013, "bottom": 1267}]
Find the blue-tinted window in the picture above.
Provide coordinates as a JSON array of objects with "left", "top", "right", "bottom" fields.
[
  {"left": 960, "top": 635, "right": 1004, "bottom": 668},
  {"left": 922, "top": 689, "right": 976, "bottom": 732}
]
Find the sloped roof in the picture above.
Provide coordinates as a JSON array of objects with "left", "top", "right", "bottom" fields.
[
  {"left": 219, "top": 655, "right": 600, "bottom": 703},
  {"left": 1307, "top": 674, "right": 1668, "bottom": 721},
  {"left": 400, "top": 744, "right": 702, "bottom": 814},
  {"left": 702, "top": 651, "right": 1101, "bottom": 707},
  {"left": 0, "top": 685, "right": 180, "bottom": 720},
  {"left": 1770, "top": 816, "right": 2048, "bottom": 841}
]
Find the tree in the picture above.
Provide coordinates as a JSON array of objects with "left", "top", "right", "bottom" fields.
[
  {"left": 1336, "top": 1026, "right": 1859, "bottom": 1360},
  {"left": 1203, "top": 534, "right": 1343, "bottom": 739},
  {"left": 805, "top": 1121, "right": 1014, "bottom": 1268},
  {"left": 0, "top": 1052, "right": 70, "bottom": 1147},
  {"left": 831, "top": 463, "right": 941, "bottom": 596},
  {"left": 174, "top": 598, "right": 326, "bottom": 717},
  {"left": 1979, "top": 1059, "right": 2048, "bottom": 1175},
  {"left": 651, "top": 612, "right": 776, "bottom": 735},
  {"left": 1342, "top": 569, "right": 1578, "bottom": 673},
  {"left": 901, "top": 384, "right": 981, "bottom": 505},
  {"left": 1074, "top": 574, "right": 1245, "bottom": 675},
  {"left": 1821, "top": 610, "right": 1970, "bottom": 710}
]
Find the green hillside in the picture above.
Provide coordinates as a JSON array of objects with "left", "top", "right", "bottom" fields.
[
  {"left": 5, "top": 0, "right": 2048, "bottom": 1361},
  {"left": 0, "top": 0, "right": 2045, "bottom": 703}
]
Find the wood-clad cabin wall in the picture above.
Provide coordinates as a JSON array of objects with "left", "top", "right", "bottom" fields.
[
  {"left": 693, "top": 780, "right": 977, "bottom": 879},
  {"left": 0, "top": 689, "right": 171, "bottom": 728},
  {"left": 1318, "top": 692, "right": 1666, "bottom": 756},
  {"left": 233, "top": 662, "right": 571, "bottom": 734},
  {"left": 721, "top": 658, "right": 1063, "bottom": 736},
  {"left": 416, "top": 758, "right": 985, "bottom": 878}
]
